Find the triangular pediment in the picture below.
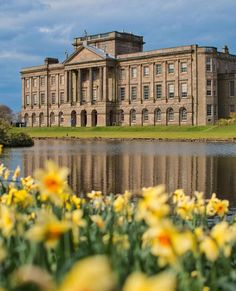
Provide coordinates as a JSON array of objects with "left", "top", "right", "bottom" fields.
[{"left": 65, "top": 46, "right": 106, "bottom": 64}]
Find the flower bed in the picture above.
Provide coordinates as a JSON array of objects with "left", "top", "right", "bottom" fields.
[{"left": 0, "top": 147, "right": 235, "bottom": 291}]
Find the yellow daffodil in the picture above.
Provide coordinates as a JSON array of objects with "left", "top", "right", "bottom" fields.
[
  {"left": 91, "top": 215, "right": 105, "bottom": 229},
  {"left": 59, "top": 256, "right": 116, "bottom": 291},
  {"left": 12, "top": 166, "right": 21, "bottom": 181},
  {"left": 172, "top": 189, "right": 186, "bottom": 204},
  {"left": 206, "top": 193, "right": 229, "bottom": 217},
  {"left": 0, "top": 164, "right": 6, "bottom": 176},
  {"left": 123, "top": 271, "right": 176, "bottom": 291},
  {"left": 0, "top": 205, "right": 15, "bottom": 237}
]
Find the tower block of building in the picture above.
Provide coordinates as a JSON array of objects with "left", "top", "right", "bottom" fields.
[{"left": 21, "top": 31, "right": 236, "bottom": 127}]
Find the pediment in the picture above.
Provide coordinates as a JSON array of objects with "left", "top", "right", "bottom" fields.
[{"left": 65, "top": 46, "right": 105, "bottom": 64}]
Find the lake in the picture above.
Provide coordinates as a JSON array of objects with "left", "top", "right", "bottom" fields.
[{"left": 1, "top": 139, "right": 236, "bottom": 205}]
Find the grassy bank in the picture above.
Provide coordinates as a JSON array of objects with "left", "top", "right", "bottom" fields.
[{"left": 11, "top": 124, "right": 236, "bottom": 140}]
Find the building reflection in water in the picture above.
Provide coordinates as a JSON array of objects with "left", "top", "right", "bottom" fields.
[{"left": 20, "top": 140, "right": 236, "bottom": 204}]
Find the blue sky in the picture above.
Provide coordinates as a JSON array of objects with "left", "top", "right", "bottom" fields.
[{"left": 0, "top": 0, "right": 236, "bottom": 112}]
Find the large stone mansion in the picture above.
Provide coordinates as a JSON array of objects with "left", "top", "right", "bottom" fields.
[{"left": 21, "top": 31, "right": 236, "bottom": 127}]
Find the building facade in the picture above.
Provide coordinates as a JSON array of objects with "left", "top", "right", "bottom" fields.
[{"left": 21, "top": 31, "right": 236, "bottom": 127}]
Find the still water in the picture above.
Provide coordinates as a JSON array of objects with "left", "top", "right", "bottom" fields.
[{"left": 1, "top": 139, "right": 236, "bottom": 204}]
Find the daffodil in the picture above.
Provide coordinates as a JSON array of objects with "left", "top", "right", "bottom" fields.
[
  {"left": 12, "top": 166, "right": 21, "bottom": 181},
  {"left": 123, "top": 271, "right": 176, "bottom": 291},
  {"left": 206, "top": 193, "right": 229, "bottom": 217},
  {"left": 0, "top": 205, "right": 15, "bottom": 237},
  {"left": 91, "top": 215, "right": 105, "bottom": 229},
  {"left": 59, "top": 256, "right": 116, "bottom": 291}
]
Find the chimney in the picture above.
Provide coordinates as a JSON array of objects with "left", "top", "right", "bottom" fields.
[
  {"left": 44, "top": 58, "right": 59, "bottom": 65},
  {"left": 222, "top": 45, "right": 229, "bottom": 54}
]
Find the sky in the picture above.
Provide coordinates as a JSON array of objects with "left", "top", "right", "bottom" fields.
[{"left": 0, "top": 0, "right": 236, "bottom": 112}]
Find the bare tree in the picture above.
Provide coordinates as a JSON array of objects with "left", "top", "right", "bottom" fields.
[{"left": 0, "top": 104, "right": 13, "bottom": 123}]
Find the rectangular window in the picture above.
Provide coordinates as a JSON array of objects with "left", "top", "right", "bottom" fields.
[
  {"left": 156, "top": 84, "right": 162, "bottom": 99},
  {"left": 33, "top": 93, "right": 37, "bottom": 105},
  {"left": 168, "top": 84, "right": 174, "bottom": 98},
  {"left": 82, "top": 89, "right": 87, "bottom": 102},
  {"left": 33, "top": 78, "right": 37, "bottom": 87},
  {"left": 119, "top": 87, "right": 125, "bottom": 101},
  {"left": 230, "top": 105, "right": 235, "bottom": 112},
  {"left": 26, "top": 79, "right": 30, "bottom": 89},
  {"left": 143, "top": 66, "right": 149, "bottom": 76},
  {"left": 181, "top": 83, "right": 188, "bottom": 98},
  {"left": 156, "top": 64, "right": 162, "bottom": 75},
  {"left": 60, "top": 92, "right": 64, "bottom": 104},
  {"left": 131, "top": 67, "right": 137, "bottom": 78},
  {"left": 229, "top": 81, "right": 235, "bottom": 97},
  {"left": 131, "top": 86, "right": 137, "bottom": 100},
  {"left": 40, "top": 93, "right": 45, "bottom": 105},
  {"left": 207, "top": 90, "right": 212, "bottom": 96},
  {"left": 168, "top": 63, "right": 174, "bottom": 74},
  {"left": 206, "top": 57, "right": 212, "bottom": 72},
  {"left": 59, "top": 75, "right": 64, "bottom": 85},
  {"left": 93, "top": 88, "right": 97, "bottom": 101},
  {"left": 181, "top": 62, "right": 187, "bottom": 73},
  {"left": 207, "top": 79, "right": 212, "bottom": 87},
  {"left": 119, "top": 68, "right": 125, "bottom": 80},
  {"left": 207, "top": 104, "right": 212, "bottom": 116},
  {"left": 51, "top": 75, "right": 56, "bottom": 85},
  {"left": 26, "top": 95, "right": 30, "bottom": 105},
  {"left": 40, "top": 77, "right": 45, "bottom": 86},
  {"left": 51, "top": 92, "right": 56, "bottom": 104},
  {"left": 143, "top": 85, "right": 149, "bottom": 100}
]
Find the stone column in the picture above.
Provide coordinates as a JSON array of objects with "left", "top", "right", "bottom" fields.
[
  {"left": 56, "top": 73, "right": 59, "bottom": 106},
  {"left": 150, "top": 63, "right": 155, "bottom": 103},
  {"left": 138, "top": 64, "right": 142, "bottom": 103},
  {"left": 89, "top": 68, "right": 93, "bottom": 103},
  {"left": 99, "top": 67, "right": 103, "bottom": 101},
  {"left": 68, "top": 70, "right": 72, "bottom": 103},
  {"left": 22, "top": 78, "right": 25, "bottom": 108},
  {"left": 65, "top": 71, "right": 69, "bottom": 102},
  {"left": 127, "top": 65, "right": 130, "bottom": 103},
  {"left": 30, "top": 78, "right": 33, "bottom": 108},
  {"left": 37, "top": 76, "right": 40, "bottom": 107},
  {"left": 103, "top": 66, "right": 107, "bottom": 101},
  {"left": 163, "top": 61, "right": 167, "bottom": 102},
  {"left": 77, "top": 69, "right": 81, "bottom": 103}
]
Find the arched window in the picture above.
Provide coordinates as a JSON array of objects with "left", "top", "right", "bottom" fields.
[
  {"left": 180, "top": 108, "right": 187, "bottom": 121},
  {"left": 167, "top": 108, "right": 174, "bottom": 122},
  {"left": 50, "top": 112, "right": 55, "bottom": 126},
  {"left": 71, "top": 110, "right": 76, "bottom": 127},
  {"left": 130, "top": 109, "right": 136, "bottom": 123},
  {"left": 142, "top": 109, "right": 149, "bottom": 122},
  {"left": 91, "top": 110, "right": 98, "bottom": 127},
  {"left": 39, "top": 113, "right": 44, "bottom": 126},
  {"left": 32, "top": 113, "right": 36, "bottom": 126},
  {"left": 155, "top": 108, "right": 161, "bottom": 122},
  {"left": 119, "top": 110, "right": 124, "bottom": 123},
  {"left": 24, "top": 114, "right": 29, "bottom": 126}
]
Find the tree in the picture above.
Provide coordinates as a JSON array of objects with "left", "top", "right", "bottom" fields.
[{"left": 0, "top": 104, "right": 13, "bottom": 123}]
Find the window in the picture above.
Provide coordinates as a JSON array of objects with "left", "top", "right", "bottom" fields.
[
  {"left": 230, "top": 105, "right": 235, "bottom": 113},
  {"left": 207, "top": 79, "right": 212, "bottom": 87},
  {"left": 33, "top": 78, "right": 37, "bottom": 87},
  {"left": 143, "top": 66, "right": 149, "bottom": 76},
  {"left": 40, "top": 77, "right": 45, "bottom": 86},
  {"left": 143, "top": 109, "right": 148, "bottom": 122},
  {"left": 26, "top": 79, "right": 30, "bottom": 89},
  {"left": 180, "top": 108, "right": 187, "bottom": 121},
  {"left": 207, "top": 104, "right": 212, "bottom": 116},
  {"left": 92, "top": 70, "right": 97, "bottom": 81},
  {"left": 131, "top": 67, "right": 137, "bottom": 78},
  {"left": 33, "top": 94, "right": 37, "bottom": 105},
  {"left": 26, "top": 95, "right": 30, "bottom": 105},
  {"left": 51, "top": 75, "right": 56, "bottom": 85},
  {"left": 120, "top": 110, "right": 124, "bottom": 122},
  {"left": 60, "top": 92, "right": 64, "bottom": 104},
  {"left": 93, "top": 88, "right": 97, "bottom": 101},
  {"left": 119, "top": 68, "right": 125, "bottom": 80},
  {"left": 229, "top": 81, "right": 235, "bottom": 97},
  {"left": 143, "top": 85, "right": 149, "bottom": 100},
  {"left": 155, "top": 109, "right": 161, "bottom": 121},
  {"left": 156, "top": 84, "right": 162, "bottom": 99},
  {"left": 131, "top": 110, "right": 136, "bottom": 123},
  {"left": 181, "top": 62, "right": 187, "bottom": 73},
  {"left": 181, "top": 83, "right": 188, "bottom": 98},
  {"left": 168, "top": 84, "right": 174, "bottom": 98},
  {"left": 51, "top": 92, "right": 56, "bottom": 104},
  {"left": 167, "top": 108, "right": 174, "bottom": 121},
  {"left": 40, "top": 93, "right": 45, "bottom": 105},
  {"left": 119, "top": 87, "right": 125, "bottom": 101},
  {"left": 82, "top": 89, "right": 87, "bottom": 102},
  {"left": 156, "top": 64, "right": 162, "bottom": 75},
  {"left": 59, "top": 75, "right": 64, "bottom": 85},
  {"left": 131, "top": 86, "right": 137, "bottom": 100},
  {"left": 206, "top": 57, "right": 212, "bottom": 72},
  {"left": 168, "top": 63, "right": 174, "bottom": 74}
]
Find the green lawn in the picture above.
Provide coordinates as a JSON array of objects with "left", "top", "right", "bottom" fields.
[{"left": 11, "top": 125, "right": 236, "bottom": 140}]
